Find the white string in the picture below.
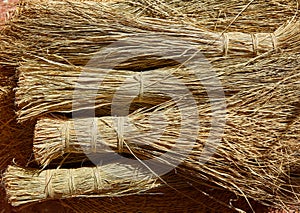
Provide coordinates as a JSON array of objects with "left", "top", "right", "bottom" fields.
[
  {"left": 91, "top": 117, "right": 98, "bottom": 153},
  {"left": 116, "top": 116, "right": 125, "bottom": 153}
]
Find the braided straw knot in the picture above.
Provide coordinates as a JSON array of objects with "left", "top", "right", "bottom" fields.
[{"left": 222, "top": 32, "right": 277, "bottom": 56}]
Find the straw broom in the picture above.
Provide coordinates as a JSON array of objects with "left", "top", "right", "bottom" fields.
[
  {"left": 3, "top": 163, "right": 160, "bottom": 207},
  {"left": 0, "top": 0, "right": 299, "bottom": 69},
  {"left": 31, "top": 54, "right": 300, "bottom": 209}
]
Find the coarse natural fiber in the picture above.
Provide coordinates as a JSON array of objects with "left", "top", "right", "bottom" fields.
[
  {"left": 16, "top": 57, "right": 209, "bottom": 121},
  {"left": 15, "top": 44, "right": 300, "bottom": 122},
  {"left": 0, "top": 0, "right": 299, "bottom": 69},
  {"left": 3, "top": 163, "right": 160, "bottom": 207},
  {"left": 33, "top": 102, "right": 184, "bottom": 167},
  {"left": 31, "top": 52, "right": 300, "bottom": 210},
  {"left": 11, "top": 170, "right": 268, "bottom": 213},
  {"left": 111, "top": 0, "right": 299, "bottom": 32}
]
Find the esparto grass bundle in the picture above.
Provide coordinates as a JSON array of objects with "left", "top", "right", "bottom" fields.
[
  {"left": 31, "top": 53, "right": 300, "bottom": 209},
  {"left": 33, "top": 101, "right": 197, "bottom": 167},
  {"left": 0, "top": 0, "right": 299, "bottom": 69},
  {"left": 15, "top": 49, "right": 300, "bottom": 121},
  {"left": 16, "top": 57, "right": 212, "bottom": 121},
  {"left": 3, "top": 163, "right": 160, "bottom": 206},
  {"left": 9, "top": 170, "right": 266, "bottom": 213}
]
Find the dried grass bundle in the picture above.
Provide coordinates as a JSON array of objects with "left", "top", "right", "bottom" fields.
[
  {"left": 114, "top": 0, "right": 299, "bottom": 32},
  {"left": 4, "top": 163, "right": 160, "bottom": 206},
  {"left": 15, "top": 49, "right": 300, "bottom": 121},
  {"left": 31, "top": 53, "right": 300, "bottom": 209},
  {"left": 9, "top": 170, "right": 267, "bottom": 213},
  {"left": 0, "top": 0, "right": 299, "bottom": 68},
  {"left": 33, "top": 101, "right": 201, "bottom": 168},
  {"left": 16, "top": 58, "right": 210, "bottom": 121}
]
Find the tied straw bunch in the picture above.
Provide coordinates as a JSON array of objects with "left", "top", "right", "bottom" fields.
[
  {"left": 0, "top": 0, "right": 300, "bottom": 70},
  {"left": 0, "top": 0, "right": 300, "bottom": 212},
  {"left": 4, "top": 163, "right": 160, "bottom": 206}
]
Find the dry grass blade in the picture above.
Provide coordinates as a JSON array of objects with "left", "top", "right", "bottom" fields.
[{"left": 3, "top": 164, "right": 160, "bottom": 207}]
